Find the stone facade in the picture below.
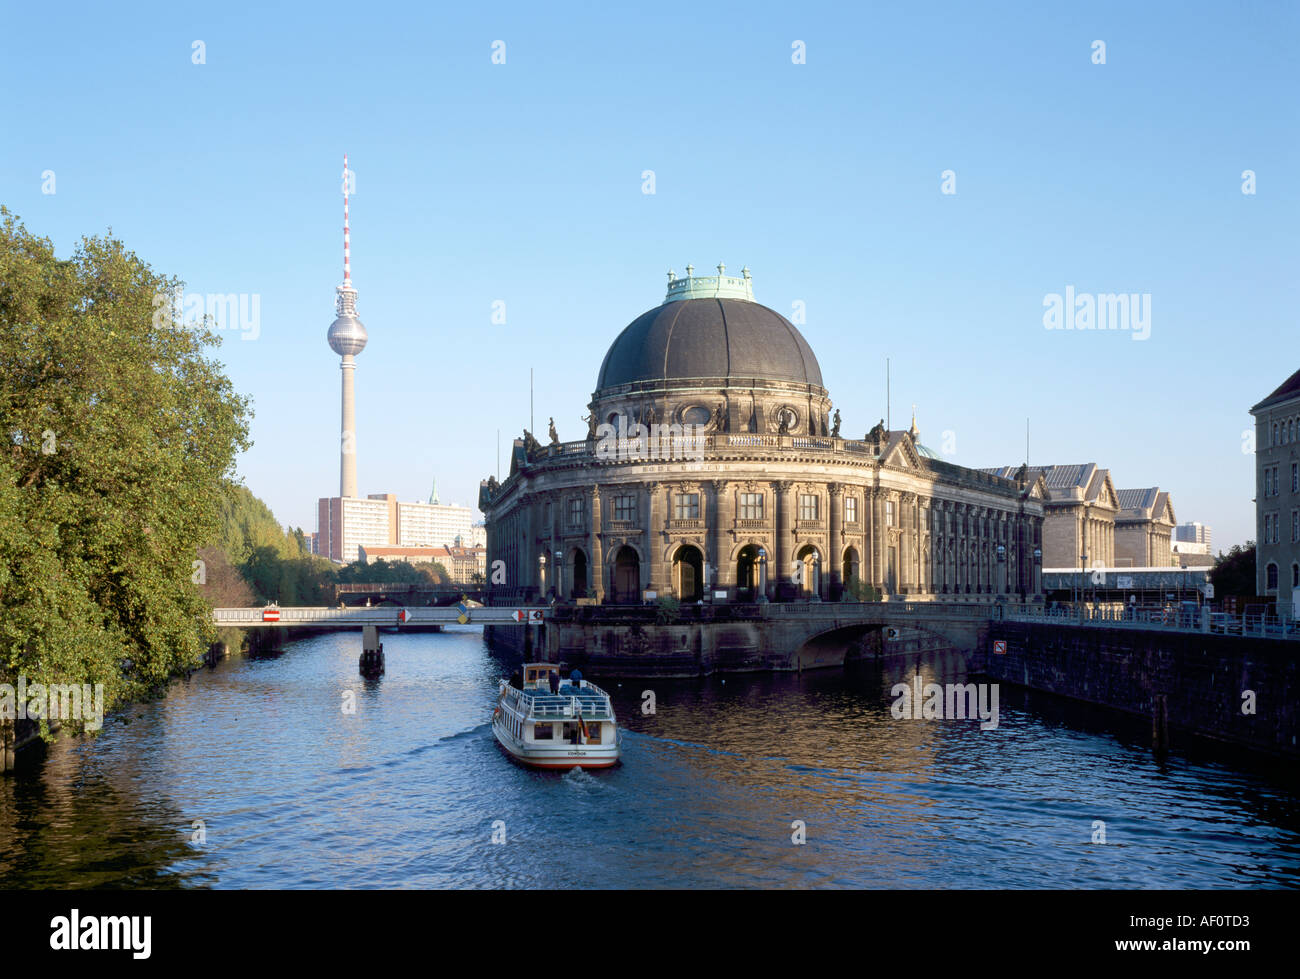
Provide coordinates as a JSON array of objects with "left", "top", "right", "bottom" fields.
[
  {"left": 984, "top": 464, "right": 1117, "bottom": 569},
  {"left": 1252, "top": 368, "right": 1300, "bottom": 613},
  {"left": 483, "top": 270, "right": 1047, "bottom": 606},
  {"left": 1113, "top": 488, "right": 1176, "bottom": 567}
]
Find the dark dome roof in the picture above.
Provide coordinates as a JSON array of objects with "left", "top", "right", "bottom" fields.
[{"left": 596, "top": 298, "right": 823, "bottom": 390}]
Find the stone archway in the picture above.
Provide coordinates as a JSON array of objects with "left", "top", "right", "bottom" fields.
[
  {"left": 736, "top": 544, "right": 762, "bottom": 601},
  {"left": 795, "top": 544, "right": 821, "bottom": 598},
  {"left": 842, "top": 546, "right": 861, "bottom": 599},
  {"left": 611, "top": 546, "right": 641, "bottom": 604},
  {"left": 569, "top": 547, "right": 589, "bottom": 599},
  {"left": 673, "top": 544, "right": 704, "bottom": 602}
]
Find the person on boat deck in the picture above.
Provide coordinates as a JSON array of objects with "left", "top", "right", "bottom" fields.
[{"left": 548, "top": 670, "right": 559, "bottom": 695}]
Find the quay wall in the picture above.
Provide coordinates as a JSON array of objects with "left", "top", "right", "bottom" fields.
[{"left": 978, "top": 622, "right": 1299, "bottom": 757}]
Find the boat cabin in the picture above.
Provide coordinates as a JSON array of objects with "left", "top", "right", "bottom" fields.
[{"left": 522, "top": 663, "right": 559, "bottom": 691}]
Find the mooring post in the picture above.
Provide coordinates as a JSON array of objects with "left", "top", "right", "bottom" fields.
[
  {"left": 1152, "top": 693, "right": 1169, "bottom": 755},
  {"left": 1, "top": 717, "right": 13, "bottom": 774},
  {"left": 359, "top": 624, "right": 384, "bottom": 677}
]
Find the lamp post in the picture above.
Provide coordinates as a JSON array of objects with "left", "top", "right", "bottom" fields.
[
  {"left": 996, "top": 543, "right": 1006, "bottom": 597},
  {"left": 538, "top": 553, "right": 547, "bottom": 600},
  {"left": 812, "top": 552, "right": 822, "bottom": 600},
  {"left": 554, "top": 549, "right": 563, "bottom": 600},
  {"left": 757, "top": 546, "right": 768, "bottom": 602},
  {"left": 1033, "top": 547, "right": 1042, "bottom": 604}
]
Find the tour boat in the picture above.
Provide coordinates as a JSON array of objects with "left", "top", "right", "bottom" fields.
[{"left": 492, "top": 663, "right": 620, "bottom": 770}]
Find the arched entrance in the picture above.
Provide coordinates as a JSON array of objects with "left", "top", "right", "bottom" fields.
[
  {"left": 611, "top": 546, "right": 641, "bottom": 604},
  {"left": 569, "top": 548, "right": 588, "bottom": 599},
  {"left": 673, "top": 545, "right": 704, "bottom": 602},
  {"left": 796, "top": 544, "right": 821, "bottom": 598},
  {"left": 842, "top": 546, "right": 861, "bottom": 599},
  {"left": 736, "top": 545, "right": 761, "bottom": 601}
]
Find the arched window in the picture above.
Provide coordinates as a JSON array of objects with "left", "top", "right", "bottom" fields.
[
  {"left": 1266, "top": 562, "right": 1279, "bottom": 590},
  {"left": 1274, "top": 423, "right": 1280, "bottom": 446}
]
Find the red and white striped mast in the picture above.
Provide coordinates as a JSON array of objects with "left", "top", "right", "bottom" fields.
[{"left": 326, "top": 153, "right": 368, "bottom": 501}]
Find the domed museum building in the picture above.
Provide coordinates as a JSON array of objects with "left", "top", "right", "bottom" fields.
[{"left": 480, "top": 266, "right": 1046, "bottom": 605}]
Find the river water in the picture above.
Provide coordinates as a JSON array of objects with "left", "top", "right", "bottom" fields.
[{"left": 2, "top": 627, "right": 1298, "bottom": 889}]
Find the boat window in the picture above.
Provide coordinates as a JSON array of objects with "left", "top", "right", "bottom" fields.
[
  {"left": 533, "top": 723, "right": 554, "bottom": 740},
  {"left": 586, "top": 723, "right": 601, "bottom": 743}
]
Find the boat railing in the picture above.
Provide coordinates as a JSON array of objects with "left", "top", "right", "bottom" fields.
[{"left": 513, "top": 687, "right": 613, "bottom": 720}]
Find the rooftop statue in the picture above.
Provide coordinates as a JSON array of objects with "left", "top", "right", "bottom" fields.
[
  {"left": 831, "top": 409, "right": 841, "bottom": 438},
  {"left": 548, "top": 417, "right": 559, "bottom": 444}
]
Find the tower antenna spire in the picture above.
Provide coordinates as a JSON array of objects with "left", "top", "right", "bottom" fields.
[{"left": 342, "top": 153, "right": 351, "bottom": 285}]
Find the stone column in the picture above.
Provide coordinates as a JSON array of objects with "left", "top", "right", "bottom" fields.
[
  {"left": 773, "top": 479, "right": 793, "bottom": 600},
  {"left": 871, "top": 489, "right": 884, "bottom": 592},
  {"left": 645, "top": 481, "right": 663, "bottom": 594},
  {"left": 710, "top": 479, "right": 729, "bottom": 595},
  {"left": 828, "top": 483, "right": 843, "bottom": 600},
  {"left": 589, "top": 485, "right": 604, "bottom": 602}
]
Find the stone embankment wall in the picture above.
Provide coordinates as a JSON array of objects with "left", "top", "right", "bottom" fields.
[{"left": 979, "top": 622, "right": 1298, "bottom": 756}]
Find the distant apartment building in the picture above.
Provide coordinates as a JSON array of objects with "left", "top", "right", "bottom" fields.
[
  {"left": 1174, "top": 521, "right": 1213, "bottom": 547},
  {"left": 1113, "top": 488, "right": 1176, "bottom": 567},
  {"left": 317, "top": 492, "right": 477, "bottom": 563},
  {"left": 1251, "top": 368, "right": 1300, "bottom": 612},
  {"left": 395, "top": 501, "right": 475, "bottom": 550}
]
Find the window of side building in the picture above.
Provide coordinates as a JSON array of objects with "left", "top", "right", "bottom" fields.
[
  {"left": 675, "top": 493, "right": 700, "bottom": 520},
  {"left": 569, "top": 497, "right": 583, "bottom": 528},
  {"left": 845, "top": 497, "right": 858, "bottom": 524},
  {"left": 886, "top": 500, "right": 896, "bottom": 526},
  {"left": 739, "top": 493, "right": 764, "bottom": 520},
  {"left": 1267, "top": 562, "right": 1278, "bottom": 591}
]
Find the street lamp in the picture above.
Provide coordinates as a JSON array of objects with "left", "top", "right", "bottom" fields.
[
  {"left": 554, "top": 549, "right": 563, "bottom": 600},
  {"left": 538, "top": 553, "right": 547, "bottom": 599},
  {"left": 812, "top": 552, "right": 821, "bottom": 600},
  {"left": 996, "top": 543, "right": 1006, "bottom": 597},
  {"left": 757, "top": 546, "right": 768, "bottom": 602}
]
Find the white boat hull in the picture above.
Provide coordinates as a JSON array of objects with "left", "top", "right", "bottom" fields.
[{"left": 492, "top": 714, "right": 619, "bottom": 770}]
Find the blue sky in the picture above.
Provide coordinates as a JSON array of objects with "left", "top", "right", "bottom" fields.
[{"left": 4, "top": 1, "right": 1296, "bottom": 550}]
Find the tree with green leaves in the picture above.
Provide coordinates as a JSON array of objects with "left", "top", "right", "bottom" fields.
[
  {"left": 1210, "top": 542, "right": 1256, "bottom": 601},
  {"left": 0, "top": 207, "right": 251, "bottom": 726}
]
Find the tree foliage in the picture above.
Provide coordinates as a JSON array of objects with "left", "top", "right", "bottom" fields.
[
  {"left": 0, "top": 207, "right": 251, "bottom": 713},
  {"left": 1210, "top": 542, "right": 1256, "bottom": 600}
]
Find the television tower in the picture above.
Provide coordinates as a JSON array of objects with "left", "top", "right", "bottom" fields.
[{"left": 327, "top": 154, "right": 367, "bottom": 498}]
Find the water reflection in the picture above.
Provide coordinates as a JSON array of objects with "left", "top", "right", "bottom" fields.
[{"left": 1, "top": 628, "right": 1297, "bottom": 889}]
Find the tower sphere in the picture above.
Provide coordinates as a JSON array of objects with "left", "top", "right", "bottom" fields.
[
  {"left": 328, "top": 312, "right": 368, "bottom": 356},
  {"left": 328, "top": 286, "right": 368, "bottom": 356}
]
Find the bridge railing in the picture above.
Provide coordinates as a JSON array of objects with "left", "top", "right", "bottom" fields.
[{"left": 998, "top": 604, "right": 1300, "bottom": 641}]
